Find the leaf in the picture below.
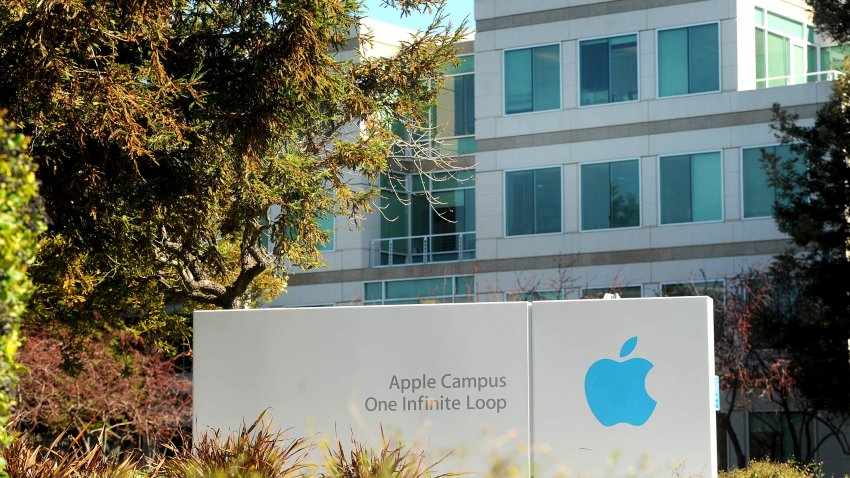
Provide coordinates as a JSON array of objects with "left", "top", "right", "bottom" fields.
[{"left": 620, "top": 336, "right": 638, "bottom": 358}]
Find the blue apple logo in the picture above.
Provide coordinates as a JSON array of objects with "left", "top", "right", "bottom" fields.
[{"left": 584, "top": 336, "right": 657, "bottom": 427}]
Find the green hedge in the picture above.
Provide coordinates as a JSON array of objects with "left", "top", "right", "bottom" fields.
[{"left": 0, "top": 117, "right": 44, "bottom": 447}]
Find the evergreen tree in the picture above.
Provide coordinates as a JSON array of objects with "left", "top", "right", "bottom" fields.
[
  {"left": 807, "top": 0, "right": 850, "bottom": 43},
  {"left": 766, "top": 64, "right": 850, "bottom": 413},
  {"left": 0, "top": 0, "right": 465, "bottom": 345}
]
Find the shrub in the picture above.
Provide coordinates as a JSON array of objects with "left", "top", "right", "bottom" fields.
[
  {"left": 2, "top": 437, "right": 139, "bottom": 478},
  {"left": 321, "top": 433, "right": 460, "bottom": 478},
  {"left": 158, "top": 413, "right": 310, "bottom": 478},
  {"left": 0, "top": 116, "right": 45, "bottom": 446},
  {"left": 13, "top": 326, "right": 190, "bottom": 455},
  {"left": 719, "top": 460, "right": 822, "bottom": 478}
]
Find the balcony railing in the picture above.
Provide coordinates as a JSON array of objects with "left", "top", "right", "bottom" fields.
[
  {"left": 757, "top": 69, "right": 845, "bottom": 88},
  {"left": 370, "top": 232, "right": 476, "bottom": 267}
]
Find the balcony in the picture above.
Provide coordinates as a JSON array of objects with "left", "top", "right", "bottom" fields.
[
  {"left": 370, "top": 232, "right": 476, "bottom": 267},
  {"left": 757, "top": 69, "right": 845, "bottom": 89}
]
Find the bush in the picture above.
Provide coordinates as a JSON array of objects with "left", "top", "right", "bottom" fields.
[
  {"left": 0, "top": 116, "right": 45, "bottom": 446},
  {"left": 2, "top": 438, "right": 139, "bottom": 478},
  {"left": 158, "top": 413, "right": 310, "bottom": 478},
  {"left": 322, "top": 433, "right": 459, "bottom": 478},
  {"left": 1, "top": 415, "right": 463, "bottom": 478},
  {"left": 719, "top": 460, "right": 823, "bottom": 478},
  {"left": 13, "top": 327, "right": 190, "bottom": 455}
]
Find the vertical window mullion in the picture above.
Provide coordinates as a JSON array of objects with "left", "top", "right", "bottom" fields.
[
  {"left": 689, "top": 155, "right": 696, "bottom": 222},
  {"left": 531, "top": 171, "right": 540, "bottom": 234},
  {"left": 686, "top": 30, "right": 692, "bottom": 93},
  {"left": 607, "top": 40, "right": 614, "bottom": 103},
  {"left": 529, "top": 51, "right": 537, "bottom": 113}
]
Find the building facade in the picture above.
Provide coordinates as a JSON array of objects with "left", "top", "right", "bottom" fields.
[{"left": 269, "top": 0, "right": 848, "bottom": 471}]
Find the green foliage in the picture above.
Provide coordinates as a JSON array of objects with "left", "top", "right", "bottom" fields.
[
  {"left": 765, "top": 69, "right": 850, "bottom": 415},
  {"left": 806, "top": 0, "right": 850, "bottom": 43},
  {"left": 719, "top": 460, "right": 823, "bottom": 478},
  {"left": 0, "top": 117, "right": 44, "bottom": 446},
  {"left": 0, "top": 0, "right": 467, "bottom": 345}
]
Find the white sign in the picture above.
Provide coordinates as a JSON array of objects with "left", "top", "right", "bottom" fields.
[
  {"left": 194, "top": 298, "right": 715, "bottom": 478},
  {"left": 193, "top": 303, "right": 531, "bottom": 474},
  {"left": 531, "top": 298, "right": 717, "bottom": 478}
]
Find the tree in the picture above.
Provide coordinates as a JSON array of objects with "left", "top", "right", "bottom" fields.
[
  {"left": 0, "top": 0, "right": 466, "bottom": 344},
  {"left": 715, "top": 271, "right": 850, "bottom": 468},
  {"left": 765, "top": 66, "right": 850, "bottom": 415},
  {"left": 806, "top": 0, "right": 850, "bottom": 43},
  {"left": 0, "top": 117, "right": 44, "bottom": 445}
]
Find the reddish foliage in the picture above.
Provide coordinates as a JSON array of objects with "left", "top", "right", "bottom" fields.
[
  {"left": 715, "top": 270, "right": 850, "bottom": 465},
  {"left": 12, "top": 327, "right": 190, "bottom": 454}
]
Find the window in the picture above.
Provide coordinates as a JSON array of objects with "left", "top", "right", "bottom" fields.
[
  {"left": 316, "top": 213, "right": 335, "bottom": 252},
  {"left": 754, "top": 8, "right": 809, "bottom": 87},
  {"left": 434, "top": 55, "right": 475, "bottom": 156},
  {"left": 375, "top": 171, "right": 476, "bottom": 266},
  {"left": 742, "top": 144, "right": 805, "bottom": 218},
  {"left": 391, "top": 56, "right": 475, "bottom": 157},
  {"left": 581, "top": 159, "right": 640, "bottom": 230},
  {"left": 662, "top": 280, "right": 725, "bottom": 301},
  {"left": 505, "top": 44, "right": 560, "bottom": 114},
  {"left": 580, "top": 34, "right": 638, "bottom": 106},
  {"left": 505, "top": 167, "right": 562, "bottom": 236},
  {"left": 505, "top": 290, "right": 562, "bottom": 301},
  {"left": 363, "top": 276, "right": 475, "bottom": 305},
  {"left": 582, "top": 285, "right": 642, "bottom": 299},
  {"left": 753, "top": 7, "right": 848, "bottom": 86},
  {"left": 658, "top": 23, "right": 720, "bottom": 96},
  {"left": 748, "top": 412, "right": 811, "bottom": 462},
  {"left": 659, "top": 152, "right": 722, "bottom": 224},
  {"left": 819, "top": 45, "right": 850, "bottom": 79}
]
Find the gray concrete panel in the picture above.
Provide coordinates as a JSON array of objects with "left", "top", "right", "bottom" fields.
[{"left": 477, "top": 105, "right": 821, "bottom": 152}]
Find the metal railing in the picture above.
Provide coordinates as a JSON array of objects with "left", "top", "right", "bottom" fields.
[
  {"left": 757, "top": 69, "right": 845, "bottom": 88},
  {"left": 370, "top": 231, "right": 476, "bottom": 267}
]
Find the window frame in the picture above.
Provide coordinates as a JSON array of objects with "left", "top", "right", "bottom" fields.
[
  {"left": 577, "top": 32, "right": 641, "bottom": 108},
  {"left": 660, "top": 279, "right": 726, "bottom": 302},
  {"left": 504, "top": 289, "right": 564, "bottom": 302},
  {"left": 581, "top": 284, "right": 643, "bottom": 299},
  {"left": 503, "top": 42, "right": 563, "bottom": 116},
  {"left": 578, "top": 158, "right": 643, "bottom": 232},
  {"left": 432, "top": 53, "right": 476, "bottom": 156},
  {"left": 503, "top": 165, "right": 564, "bottom": 238},
  {"left": 740, "top": 143, "right": 805, "bottom": 220},
  {"left": 316, "top": 213, "right": 336, "bottom": 253},
  {"left": 363, "top": 275, "right": 476, "bottom": 305},
  {"left": 657, "top": 149, "right": 725, "bottom": 226},
  {"left": 379, "top": 170, "right": 476, "bottom": 240},
  {"left": 655, "top": 21, "right": 722, "bottom": 99},
  {"left": 753, "top": 9, "right": 811, "bottom": 88}
]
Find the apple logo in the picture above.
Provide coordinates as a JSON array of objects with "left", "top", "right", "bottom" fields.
[{"left": 584, "top": 336, "right": 657, "bottom": 427}]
